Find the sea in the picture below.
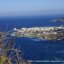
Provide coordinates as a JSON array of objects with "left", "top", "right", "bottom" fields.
[{"left": 0, "top": 15, "right": 64, "bottom": 64}]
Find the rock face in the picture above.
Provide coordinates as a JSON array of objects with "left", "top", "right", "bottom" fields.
[{"left": 11, "top": 26, "right": 64, "bottom": 40}]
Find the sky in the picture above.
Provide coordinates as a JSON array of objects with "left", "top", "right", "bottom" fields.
[{"left": 0, "top": 0, "right": 64, "bottom": 17}]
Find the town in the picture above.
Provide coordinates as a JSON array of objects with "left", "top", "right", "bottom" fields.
[{"left": 11, "top": 26, "right": 64, "bottom": 40}]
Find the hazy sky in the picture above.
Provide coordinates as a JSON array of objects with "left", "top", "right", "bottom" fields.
[{"left": 0, "top": 0, "right": 64, "bottom": 16}]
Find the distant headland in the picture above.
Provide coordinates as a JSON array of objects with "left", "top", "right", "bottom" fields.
[
  {"left": 11, "top": 26, "right": 64, "bottom": 40},
  {"left": 51, "top": 18, "right": 64, "bottom": 22}
]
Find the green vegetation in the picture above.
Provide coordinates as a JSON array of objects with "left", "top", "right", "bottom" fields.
[{"left": 0, "top": 32, "right": 31, "bottom": 64}]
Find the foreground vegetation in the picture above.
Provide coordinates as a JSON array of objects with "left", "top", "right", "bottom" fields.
[{"left": 0, "top": 32, "right": 31, "bottom": 64}]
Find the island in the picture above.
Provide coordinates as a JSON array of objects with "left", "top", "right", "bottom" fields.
[
  {"left": 11, "top": 26, "right": 64, "bottom": 40},
  {"left": 51, "top": 18, "right": 64, "bottom": 22}
]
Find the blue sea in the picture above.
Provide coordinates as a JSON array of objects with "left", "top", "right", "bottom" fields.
[{"left": 0, "top": 15, "right": 64, "bottom": 64}]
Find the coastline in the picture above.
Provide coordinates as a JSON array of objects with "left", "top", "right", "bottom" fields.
[{"left": 11, "top": 26, "right": 64, "bottom": 40}]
